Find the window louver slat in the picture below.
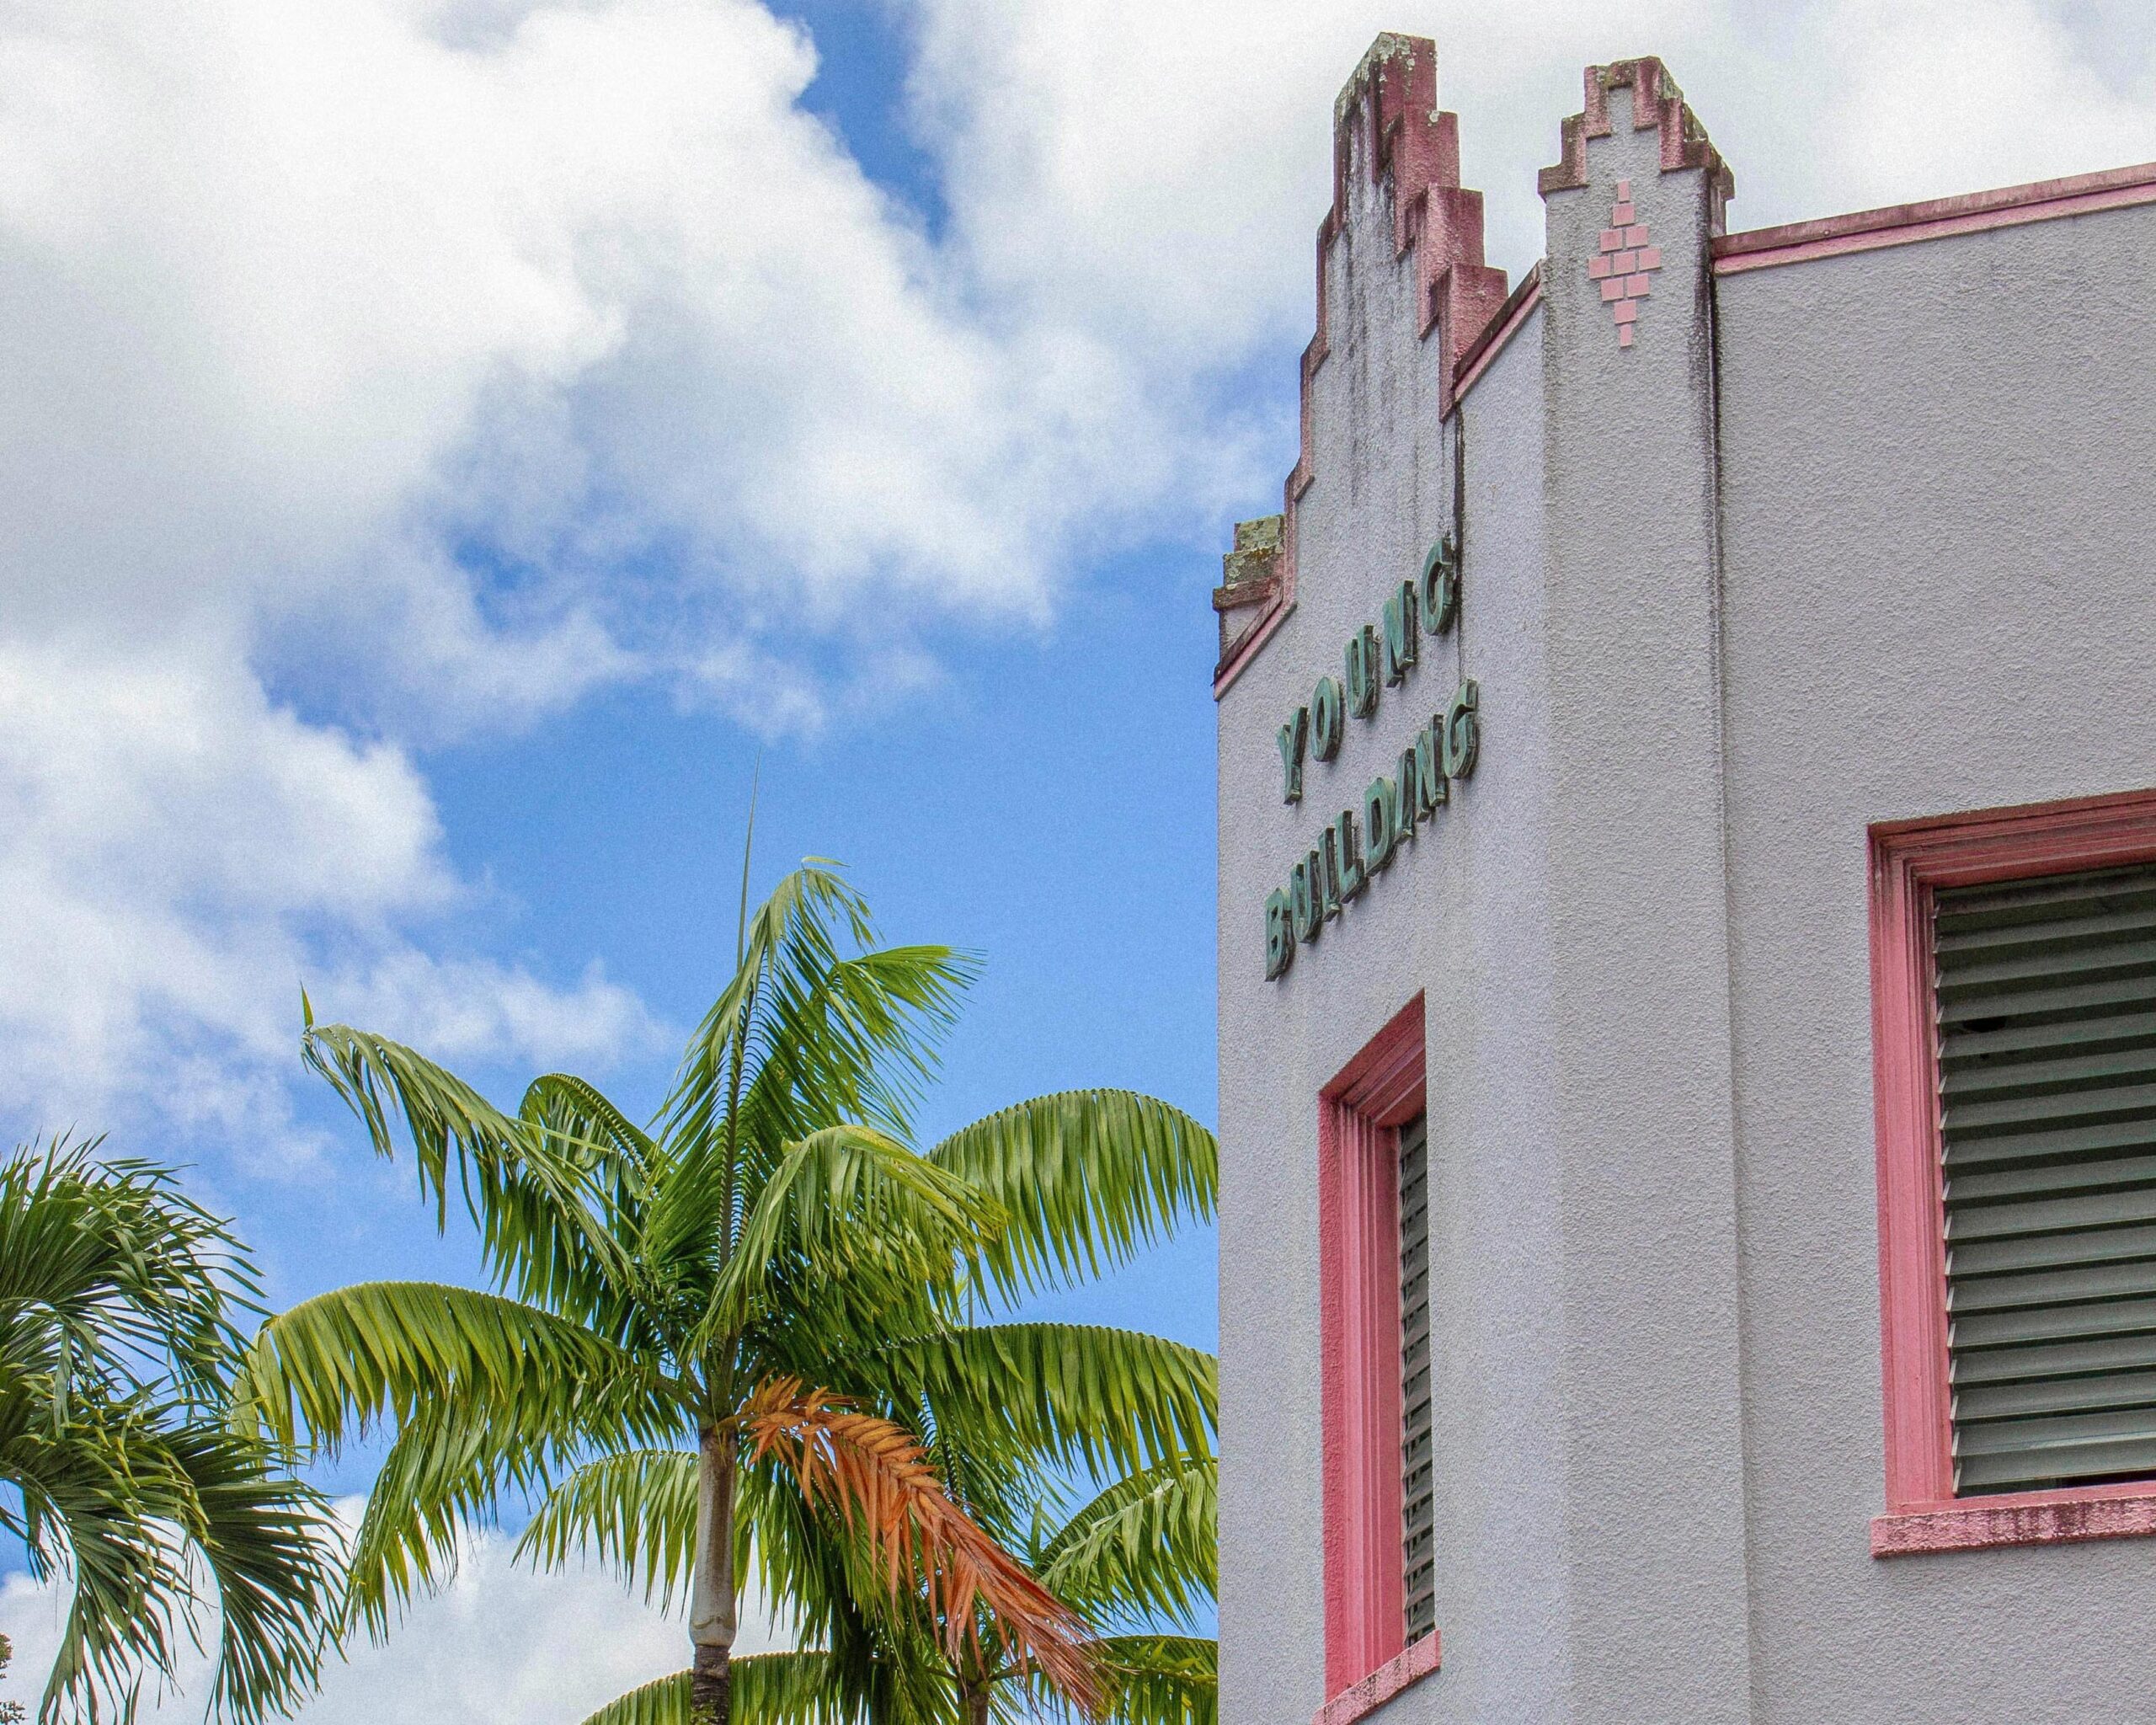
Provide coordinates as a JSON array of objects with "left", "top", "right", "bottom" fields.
[
  {"left": 1952, "top": 1329, "right": 2156, "bottom": 1386},
  {"left": 1397, "top": 1114, "right": 1436, "bottom": 1643},
  {"left": 1938, "top": 862, "right": 2156, "bottom": 1495}
]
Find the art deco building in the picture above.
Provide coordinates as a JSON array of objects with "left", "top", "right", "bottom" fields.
[{"left": 1213, "top": 34, "right": 2156, "bottom": 1725}]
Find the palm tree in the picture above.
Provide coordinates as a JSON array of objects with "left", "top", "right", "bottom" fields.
[
  {"left": 0, "top": 1139, "right": 339, "bottom": 1722},
  {"left": 568, "top": 1450, "right": 1218, "bottom": 1725},
  {"left": 232, "top": 861, "right": 1215, "bottom": 1724}
]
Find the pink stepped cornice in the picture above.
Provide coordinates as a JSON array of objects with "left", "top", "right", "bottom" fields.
[
  {"left": 1538, "top": 56, "right": 1733, "bottom": 220},
  {"left": 1221, "top": 36, "right": 1510, "bottom": 701},
  {"left": 1294, "top": 35, "right": 1509, "bottom": 506}
]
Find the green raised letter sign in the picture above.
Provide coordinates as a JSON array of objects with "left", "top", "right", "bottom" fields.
[
  {"left": 1420, "top": 536, "right": 1459, "bottom": 635},
  {"left": 1382, "top": 580, "right": 1418, "bottom": 685},
  {"left": 1264, "top": 889, "right": 1294, "bottom": 978},
  {"left": 1443, "top": 679, "right": 1481, "bottom": 780},
  {"left": 1277, "top": 706, "right": 1308, "bottom": 803},
  {"left": 1345, "top": 626, "right": 1379, "bottom": 718},
  {"left": 1310, "top": 676, "right": 1344, "bottom": 761}
]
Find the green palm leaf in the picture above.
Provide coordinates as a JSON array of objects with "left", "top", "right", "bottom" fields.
[
  {"left": 1038, "top": 1456, "right": 1214, "bottom": 1629},
  {"left": 926, "top": 1092, "right": 1215, "bottom": 1300},
  {"left": 232, "top": 1281, "right": 672, "bottom": 1455},
  {"left": 704, "top": 1128, "right": 999, "bottom": 1343},
  {"left": 1, "top": 1140, "right": 339, "bottom": 1723},
  {"left": 155, "top": 1419, "right": 338, "bottom": 1721},
  {"left": 302, "top": 1017, "right": 627, "bottom": 1316},
  {"left": 1, "top": 1398, "right": 184, "bottom": 1722},
  {"left": 875, "top": 1323, "right": 1214, "bottom": 1481},
  {"left": 515, "top": 1448, "right": 700, "bottom": 1610},
  {"left": 1090, "top": 1636, "right": 1217, "bottom": 1725},
  {"left": 578, "top": 1653, "right": 867, "bottom": 1725},
  {"left": 0, "top": 1138, "right": 251, "bottom": 1404}
]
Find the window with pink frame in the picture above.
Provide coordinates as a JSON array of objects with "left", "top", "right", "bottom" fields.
[
  {"left": 1316, "top": 996, "right": 1441, "bottom": 1725},
  {"left": 1870, "top": 788, "right": 2156, "bottom": 1557}
]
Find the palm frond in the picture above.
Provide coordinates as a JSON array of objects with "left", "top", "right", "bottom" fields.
[
  {"left": 1, "top": 1399, "right": 183, "bottom": 1722},
  {"left": 232, "top": 1281, "right": 674, "bottom": 1456},
  {"left": 653, "top": 863, "right": 879, "bottom": 1166},
  {"left": 702, "top": 1129, "right": 999, "bottom": 1345},
  {"left": 514, "top": 1448, "right": 699, "bottom": 1610},
  {"left": 733, "top": 945, "right": 974, "bottom": 1167},
  {"left": 301, "top": 1022, "right": 627, "bottom": 1320},
  {"left": 739, "top": 1378, "right": 1100, "bottom": 1715},
  {"left": 1038, "top": 1458, "right": 1214, "bottom": 1631},
  {"left": 876, "top": 1325, "right": 1214, "bottom": 1482},
  {"left": 1081, "top": 1637, "right": 1216, "bottom": 1725},
  {"left": 926, "top": 1093, "right": 1214, "bottom": 1300},
  {"left": 0, "top": 1138, "right": 254, "bottom": 1406},
  {"left": 521, "top": 1074, "right": 654, "bottom": 1203},
  {"left": 577, "top": 1652, "right": 878, "bottom": 1725},
  {"left": 647, "top": 867, "right": 971, "bottom": 1288},
  {"left": 335, "top": 1394, "right": 578, "bottom": 1641},
  {"left": 156, "top": 1419, "right": 339, "bottom": 1722}
]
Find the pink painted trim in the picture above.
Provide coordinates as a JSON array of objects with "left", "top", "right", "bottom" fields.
[
  {"left": 1870, "top": 787, "right": 2156, "bottom": 1539},
  {"left": 1212, "top": 594, "right": 1294, "bottom": 699},
  {"left": 1716, "top": 159, "right": 2156, "bottom": 275},
  {"left": 1319, "top": 996, "right": 1427, "bottom": 1692},
  {"left": 1537, "top": 56, "right": 1732, "bottom": 213},
  {"left": 1315, "top": 1633, "right": 1440, "bottom": 1725},
  {"left": 1451, "top": 267, "right": 1541, "bottom": 406},
  {"left": 1874, "top": 1483, "right": 2156, "bottom": 1557}
]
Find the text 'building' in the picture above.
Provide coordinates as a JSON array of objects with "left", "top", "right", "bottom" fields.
[{"left": 1213, "top": 34, "right": 2156, "bottom": 1725}]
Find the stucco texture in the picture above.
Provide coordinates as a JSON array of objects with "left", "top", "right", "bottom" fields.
[
  {"left": 1217, "top": 56, "right": 2156, "bottom": 1725},
  {"left": 1716, "top": 199, "right": 2156, "bottom": 1721}
]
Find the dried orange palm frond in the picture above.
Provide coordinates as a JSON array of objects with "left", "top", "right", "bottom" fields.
[{"left": 738, "top": 1375, "right": 1103, "bottom": 1715}]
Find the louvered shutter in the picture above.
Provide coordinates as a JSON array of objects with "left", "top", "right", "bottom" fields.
[
  {"left": 1936, "top": 862, "right": 2156, "bottom": 1494},
  {"left": 1397, "top": 1114, "right": 1436, "bottom": 1640}
]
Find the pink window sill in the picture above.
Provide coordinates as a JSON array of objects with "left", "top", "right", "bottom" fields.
[
  {"left": 1315, "top": 1634, "right": 1441, "bottom": 1725},
  {"left": 1873, "top": 1484, "right": 2156, "bottom": 1557}
]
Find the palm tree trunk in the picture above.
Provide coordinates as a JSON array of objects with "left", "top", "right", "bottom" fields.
[
  {"left": 687, "top": 1428, "right": 737, "bottom": 1725},
  {"left": 963, "top": 1685, "right": 990, "bottom": 1725}
]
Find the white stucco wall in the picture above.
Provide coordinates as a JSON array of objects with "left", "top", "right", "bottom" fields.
[
  {"left": 1218, "top": 43, "right": 2156, "bottom": 1725},
  {"left": 1715, "top": 200, "right": 2156, "bottom": 1721}
]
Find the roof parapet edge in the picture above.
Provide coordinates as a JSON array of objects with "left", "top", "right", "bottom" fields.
[{"left": 1537, "top": 56, "right": 1732, "bottom": 225}]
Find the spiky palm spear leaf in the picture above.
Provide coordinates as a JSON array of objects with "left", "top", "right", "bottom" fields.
[
  {"left": 278, "top": 858, "right": 1216, "bottom": 1725},
  {"left": 0, "top": 1141, "right": 338, "bottom": 1724}
]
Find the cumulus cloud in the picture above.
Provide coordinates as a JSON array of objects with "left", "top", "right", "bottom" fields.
[
  {"left": 3, "top": 0, "right": 2153, "bottom": 1144},
  {"left": 0, "top": 638, "right": 657, "bottom": 1141},
  {"left": 0, "top": 1503, "right": 787, "bottom": 1725}
]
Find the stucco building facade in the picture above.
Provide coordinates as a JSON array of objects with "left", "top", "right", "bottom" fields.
[{"left": 1213, "top": 35, "right": 2156, "bottom": 1725}]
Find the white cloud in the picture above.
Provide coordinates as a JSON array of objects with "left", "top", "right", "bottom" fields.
[
  {"left": 2, "top": 0, "right": 2153, "bottom": 1138},
  {"left": 0, "top": 638, "right": 655, "bottom": 1140},
  {"left": 0, "top": 1502, "right": 788, "bottom": 1725}
]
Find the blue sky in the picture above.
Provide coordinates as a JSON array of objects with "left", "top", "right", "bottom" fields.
[
  {"left": 7, "top": 1, "right": 2156, "bottom": 1717},
  {"left": 219, "top": 0, "right": 1246, "bottom": 1493}
]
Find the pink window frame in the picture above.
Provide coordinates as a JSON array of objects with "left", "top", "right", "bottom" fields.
[
  {"left": 1870, "top": 786, "right": 2156, "bottom": 1557},
  {"left": 1317, "top": 996, "right": 1440, "bottom": 1724}
]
